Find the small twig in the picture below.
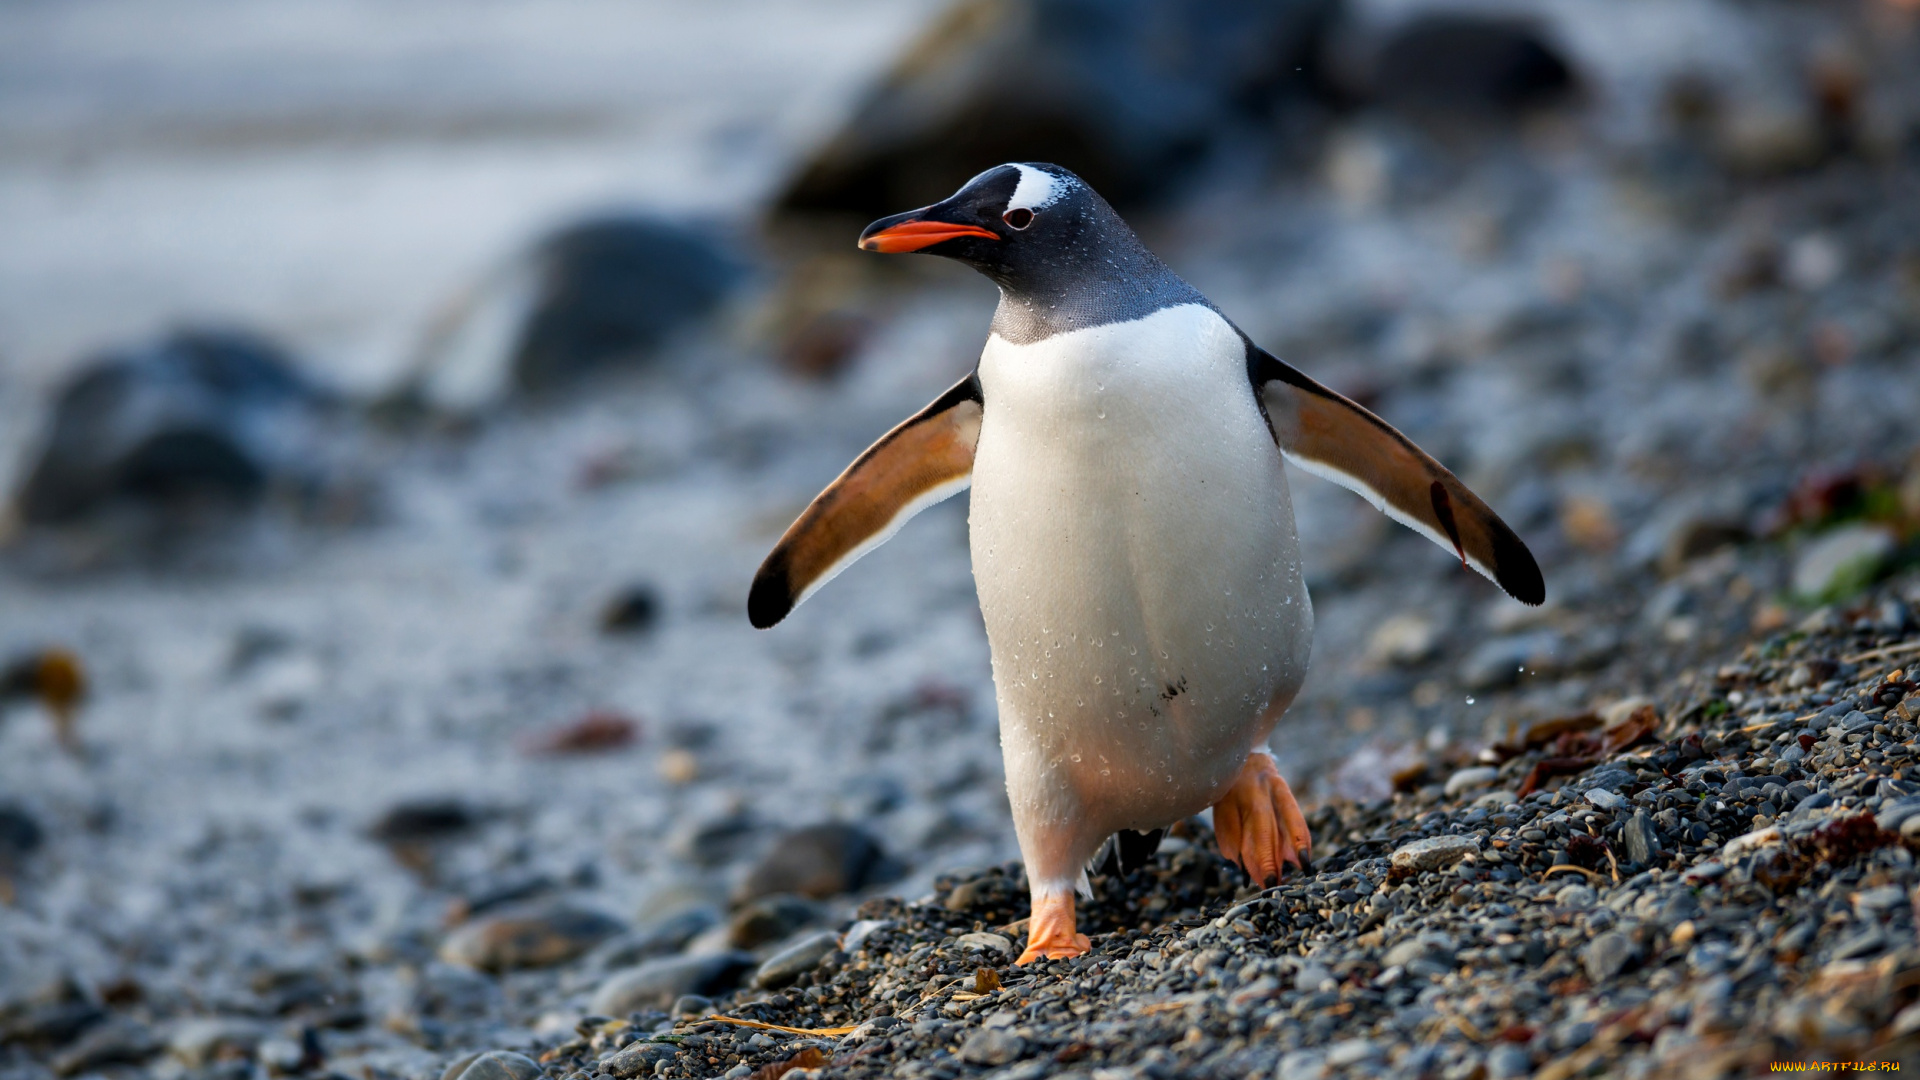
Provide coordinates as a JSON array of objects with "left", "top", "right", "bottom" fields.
[
  {"left": 1605, "top": 845, "right": 1621, "bottom": 884},
  {"left": 1843, "top": 640, "right": 1920, "bottom": 665},
  {"left": 1542, "top": 864, "right": 1604, "bottom": 882},
  {"left": 691, "top": 1016, "right": 861, "bottom": 1037}
]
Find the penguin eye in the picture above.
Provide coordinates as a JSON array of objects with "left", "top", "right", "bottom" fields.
[{"left": 1002, "top": 207, "right": 1034, "bottom": 230}]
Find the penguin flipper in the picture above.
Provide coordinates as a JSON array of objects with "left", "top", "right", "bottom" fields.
[
  {"left": 749, "top": 373, "right": 984, "bottom": 628},
  {"left": 1249, "top": 345, "right": 1544, "bottom": 605}
]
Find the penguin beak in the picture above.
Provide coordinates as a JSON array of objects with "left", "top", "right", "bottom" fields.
[{"left": 858, "top": 210, "right": 999, "bottom": 253}]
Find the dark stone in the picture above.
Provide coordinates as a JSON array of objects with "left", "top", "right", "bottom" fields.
[
  {"left": 439, "top": 904, "right": 626, "bottom": 972},
  {"left": 405, "top": 217, "right": 742, "bottom": 412},
  {"left": 728, "top": 894, "right": 824, "bottom": 949},
  {"left": 50, "top": 1020, "right": 159, "bottom": 1076},
  {"left": 0, "top": 804, "right": 45, "bottom": 869},
  {"left": 586, "top": 908, "right": 720, "bottom": 970},
  {"left": 775, "top": 0, "right": 1337, "bottom": 217},
  {"left": 734, "top": 822, "right": 892, "bottom": 904},
  {"left": 753, "top": 931, "right": 842, "bottom": 989},
  {"left": 589, "top": 953, "right": 754, "bottom": 1016},
  {"left": 12, "top": 328, "right": 334, "bottom": 527},
  {"left": 600, "top": 585, "right": 661, "bottom": 634},
  {"left": 0, "top": 1001, "right": 106, "bottom": 1048},
  {"left": 1624, "top": 811, "right": 1662, "bottom": 866},
  {"left": 369, "top": 799, "right": 480, "bottom": 844},
  {"left": 1583, "top": 931, "right": 1638, "bottom": 983},
  {"left": 1364, "top": 13, "right": 1577, "bottom": 116}
]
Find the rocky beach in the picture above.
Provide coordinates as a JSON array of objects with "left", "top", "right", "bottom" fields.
[{"left": 4, "top": 0, "right": 1920, "bottom": 1077}]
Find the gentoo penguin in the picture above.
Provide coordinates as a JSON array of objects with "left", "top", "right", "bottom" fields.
[{"left": 749, "top": 163, "right": 1543, "bottom": 964}]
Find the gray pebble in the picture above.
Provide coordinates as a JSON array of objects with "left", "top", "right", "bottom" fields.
[
  {"left": 753, "top": 930, "right": 842, "bottom": 989},
  {"left": 1584, "top": 931, "right": 1638, "bottom": 982}
]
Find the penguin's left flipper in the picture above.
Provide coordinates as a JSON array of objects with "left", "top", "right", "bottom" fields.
[
  {"left": 1249, "top": 344, "right": 1545, "bottom": 605},
  {"left": 749, "top": 373, "right": 984, "bottom": 628}
]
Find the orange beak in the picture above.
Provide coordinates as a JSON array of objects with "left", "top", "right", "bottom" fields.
[{"left": 858, "top": 219, "right": 1000, "bottom": 253}]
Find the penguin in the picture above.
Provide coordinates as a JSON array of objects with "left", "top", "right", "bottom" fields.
[{"left": 749, "top": 163, "right": 1543, "bottom": 964}]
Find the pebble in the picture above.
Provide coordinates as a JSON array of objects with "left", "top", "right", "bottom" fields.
[
  {"left": 1584, "top": 931, "right": 1639, "bottom": 982},
  {"left": 728, "top": 893, "right": 824, "bottom": 949},
  {"left": 441, "top": 1051, "right": 544, "bottom": 1080},
  {"left": 752, "top": 931, "right": 842, "bottom": 989},
  {"left": 1623, "top": 810, "right": 1661, "bottom": 864},
  {"left": 1586, "top": 788, "right": 1625, "bottom": 810},
  {"left": 1444, "top": 766, "right": 1499, "bottom": 796},
  {"left": 733, "top": 822, "right": 890, "bottom": 904},
  {"left": 1390, "top": 835, "right": 1480, "bottom": 873},
  {"left": 599, "top": 1041, "right": 677, "bottom": 1078},
  {"left": 369, "top": 798, "right": 480, "bottom": 844},
  {"left": 953, "top": 931, "right": 1014, "bottom": 957},
  {"left": 167, "top": 1018, "right": 265, "bottom": 1067},
  {"left": 958, "top": 1028, "right": 1026, "bottom": 1066},
  {"left": 589, "top": 952, "right": 755, "bottom": 1016},
  {"left": 50, "top": 1020, "right": 158, "bottom": 1076},
  {"left": 440, "top": 904, "right": 626, "bottom": 971},
  {"left": 1792, "top": 524, "right": 1897, "bottom": 601}
]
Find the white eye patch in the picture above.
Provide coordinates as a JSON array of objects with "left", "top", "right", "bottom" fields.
[{"left": 1007, "top": 164, "right": 1064, "bottom": 212}]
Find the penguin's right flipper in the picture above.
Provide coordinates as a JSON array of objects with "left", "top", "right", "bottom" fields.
[
  {"left": 749, "top": 373, "right": 984, "bottom": 628},
  {"left": 1248, "top": 344, "right": 1544, "bottom": 605}
]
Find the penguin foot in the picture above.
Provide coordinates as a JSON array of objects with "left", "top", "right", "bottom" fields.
[
  {"left": 1016, "top": 891, "right": 1090, "bottom": 964},
  {"left": 1213, "top": 751, "right": 1312, "bottom": 888}
]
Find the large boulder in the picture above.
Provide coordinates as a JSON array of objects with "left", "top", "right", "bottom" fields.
[
  {"left": 1358, "top": 13, "right": 1576, "bottom": 116},
  {"left": 403, "top": 216, "right": 744, "bottom": 414},
  {"left": 775, "top": 0, "right": 1336, "bottom": 217},
  {"left": 10, "top": 328, "right": 336, "bottom": 530}
]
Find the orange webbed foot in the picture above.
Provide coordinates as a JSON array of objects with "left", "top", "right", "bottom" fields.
[
  {"left": 1212, "top": 751, "right": 1312, "bottom": 888},
  {"left": 1016, "top": 890, "right": 1091, "bottom": 965}
]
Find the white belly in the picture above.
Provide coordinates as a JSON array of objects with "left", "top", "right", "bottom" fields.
[{"left": 970, "top": 303, "right": 1312, "bottom": 880}]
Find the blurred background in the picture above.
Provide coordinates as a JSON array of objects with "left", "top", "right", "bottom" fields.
[{"left": 2, "top": 0, "right": 1919, "bottom": 1071}]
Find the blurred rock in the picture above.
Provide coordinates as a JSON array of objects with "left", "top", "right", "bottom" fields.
[
  {"left": 600, "top": 1041, "right": 677, "bottom": 1078},
  {"left": 599, "top": 584, "right": 662, "bottom": 635},
  {"left": 589, "top": 953, "right": 755, "bottom": 1016},
  {"left": 727, "top": 894, "right": 825, "bottom": 950},
  {"left": 0, "top": 803, "right": 46, "bottom": 874},
  {"left": 1659, "top": 518, "right": 1751, "bottom": 576},
  {"left": 167, "top": 1018, "right": 265, "bottom": 1068},
  {"left": 733, "top": 822, "right": 892, "bottom": 904},
  {"left": 775, "top": 0, "right": 1336, "bottom": 217},
  {"left": 517, "top": 711, "right": 640, "bottom": 756},
  {"left": 50, "top": 1019, "right": 159, "bottom": 1076},
  {"left": 1792, "top": 524, "right": 1896, "bottom": 603},
  {"left": 1358, "top": 13, "right": 1577, "bottom": 117},
  {"left": 1460, "top": 631, "right": 1562, "bottom": 690},
  {"left": 752, "top": 930, "right": 842, "bottom": 989},
  {"left": 369, "top": 799, "right": 481, "bottom": 845},
  {"left": 585, "top": 907, "right": 720, "bottom": 971},
  {"left": 1364, "top": 613, "right": 1438, "bottom": 667},
  {"left": 439, "top": 904, "right": 625, "bottom": 972},
  {"left": 440, "top": 1050, "right": 543, "bottom": 1080},
  {"left": 668, "top": 810, "right": 761, "bottom": 868},
  {"left": 404, "top": 216, "right": 744, "bottom": 414},
  {"left": 1558, "top": 495, "right": 1620, "bottom": 553},
  {"left": 0, "top": 999, "right": 104, "bottom": 1049},
  {"left": 10, "top": 328, "right": 338, "bottom": 530}
]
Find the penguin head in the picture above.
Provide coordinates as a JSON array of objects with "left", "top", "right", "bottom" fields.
[{"left": 857, "top": 163, "right": 1102, "bottom": 287}]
